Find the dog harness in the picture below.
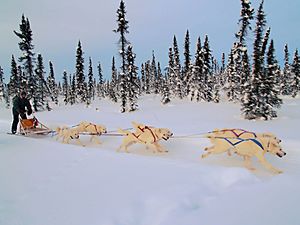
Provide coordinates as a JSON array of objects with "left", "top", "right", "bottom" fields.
[
  {"left": 132, "top": 125, "right": 158, "bottom": 143},
  {"left": 220, "top": 129, "right": 257, "bottom": 138},
  {"left": 221, "top": 137, "right": 264, "bottom": 150},
  {"left": 85, "top": 123, "right": 102, "bottom": 135}
]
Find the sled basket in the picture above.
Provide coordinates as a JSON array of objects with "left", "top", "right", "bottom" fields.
[{"left": 19, "top": 117, "right": 52, "bottom": 136}]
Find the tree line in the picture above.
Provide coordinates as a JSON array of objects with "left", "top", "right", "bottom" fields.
[{"left": 0, "top": 0, "right": 299, "bottom": 120}]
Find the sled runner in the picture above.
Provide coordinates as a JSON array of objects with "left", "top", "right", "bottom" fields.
[{"left": 19, "top": 116, "right": 52, "bottom": 136}]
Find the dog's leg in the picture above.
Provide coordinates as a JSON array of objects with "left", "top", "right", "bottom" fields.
[
  {"left": 76, "top": 138, "right": 85, "bottom": 147},
  {"left": 90, "top": 135, "right": 101, "bottom": 144},
  {"left": 145, "top": 143, "right": 158, "bottom": 153},
  {"left": 255, "top": 153, "right": 283, "bottom": 174},
  {"left": 243, "top": 156, "right": 256, "bottom": 171},
  {"left": 117, "top": 140, "right": 134, "bottom": 153},
  {"left": 153, "top": 143, "right": 168, "bottom": 153}
]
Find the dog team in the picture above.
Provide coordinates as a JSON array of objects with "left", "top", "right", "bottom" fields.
[{"left": 55, "top": 122, "right": 286, "bottom": 174}]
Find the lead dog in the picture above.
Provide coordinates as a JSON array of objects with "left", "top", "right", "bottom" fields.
[
  {"left": 206, "top": 128, "right": 281, "bottom": 156},
  {"left": 202, "top": 136, "right": 286, "bottom": 174},
  {"left": 117, "top": 122, "right": 173, "bottom": 153},
  {"left": 55, "top": 126, "right": 84, "bottom": 146},
  {"left": 76, "top": 121, "right": 107, "bottom": 144}
]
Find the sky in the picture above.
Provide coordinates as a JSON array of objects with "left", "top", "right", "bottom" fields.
[{"left": 0, "top": 0, "right": 299, "bottom": 81}]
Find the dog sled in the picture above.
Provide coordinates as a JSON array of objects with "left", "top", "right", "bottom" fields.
[{"left": 19, "top": 116, "right": 53, "bottom": 136}]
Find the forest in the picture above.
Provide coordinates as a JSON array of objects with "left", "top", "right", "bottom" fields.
[{"left": 0, "top": 0, "right": 299, "bottom": 120}]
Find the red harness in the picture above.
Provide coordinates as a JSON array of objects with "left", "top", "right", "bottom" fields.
[
  {"left": 132, "top": 126, "right": 157, "bottom": 143},
  {"left": 85, "top": 124, "right": 101, "bottom": 135}
]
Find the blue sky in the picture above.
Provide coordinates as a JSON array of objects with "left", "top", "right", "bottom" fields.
[{"left": 0, "top": 0, "right": 299, "bottom": 81}]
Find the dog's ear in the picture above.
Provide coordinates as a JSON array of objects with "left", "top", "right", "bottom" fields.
[{"left": 158, "top": 128, "right": 162, "bottom": 133}]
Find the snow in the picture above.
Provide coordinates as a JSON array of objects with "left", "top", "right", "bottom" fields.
[{"left": 1, "top": 95, "right": 300, "bottom": 225}]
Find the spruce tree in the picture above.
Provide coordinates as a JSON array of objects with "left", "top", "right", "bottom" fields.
[
  {"left": 126, "top": 45, "right": 139, "bottom": 111},
  {"left": 225, "top": 50, "right": 237, "bottom": 101},
  {"left": 150, "top": 51, "right": 158, "bottom": 94},
  {"left": 157, "top": 62, "right": 163, "bottom": 94},
  {"left": 264, "top": 39, "right": 282, "bottom": 117},
  {"left": 114, "top": 0, "right": 129, "bottom": 75},
  {"left": 183, "top": 30, "right": 191, "bottom": 76},
  {"left": 140, "top": 63, "right": 146, "bottom": 93},
  {"left": 173, "top": 35, "right": 183, "bottom": 99},
  {"left": 114, "top": 0, "right": 131, "bottom": 112},
  {"left": 70, "top": 74, "right": 76, "bottom": 105},
  {"left": 230, "top": 0, "right": 254, "bottom": 102},
  {"left": 9, "top": 55, "right": 19, "bottom": 96},
  {"left": 119, "top": 71, "right": 127, "bottom": 113},
  {"left": 183, "top": 30, "right": 191, "bottom": 96},
  {"left": 75, "top": 40, "right": 85, "bottom": 103},
  {"left": 14, "top": 14, "right": 35, "bottom": 98},
  {"left": 202, "top": 35, "right": 213, "bottom": 101},
  {"left": 34, "top": 54, "right": 46, "bottom": 110},
  {"left": 144, "top": 61, "right": 151, "bottom": 94},
  {"left": 87, "top": 57, "right": 94, "bottom": 105},
  {"left": 62, "top": 71, "right": 69, "bottom": 105},
  {"left": 236, "top": 0, "right": 254, "bottom": 45},
  {"left": 110, "top": 56, "right": 118, "bottom": 102},
  {"left": 281, "top": 44, "right": 293, "bottom": 95},
  {"left": 47, "top": 61, "right": 58, "bottom": 105},
  {"left": 193, "top": 37, "right": 204, "bottom": 101},
  {"left": 167, "top": 47, "right": 175, "bottom": 95},
  {"left": 242, "top": 0, "right": 271, "bottom": 120},
  {"left": 97, "top": 62, "right": 104, "bottom": 98},
  {"left": 291, "top": 49, "right": 300, "bottom": 97},
  {"left": 0, "top": 66, "right": 4, "bottom": 101},
  {"left": 161, "top": 77, "right": 171, "bottom": 104}
]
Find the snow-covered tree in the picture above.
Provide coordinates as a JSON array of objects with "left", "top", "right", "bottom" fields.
[
  {"left": 114, "top": 0, "right": 130, "bottom": 75},
  {"left": 150, "top": 51, "right": 158, "bottom": 94},
  {"left": 225, "top": 49, "right": 238, "bottom": 101},
  {"left": 87, "top": 57, "right": 95, "bottom": 105},
  {"left": 0, "top": 66, "right": 4, "bottom": 101},
  {"left": 202, "top": 35, "right": 213, "bottom": 101},
  {"left": 242, "top": 0, "right": 273, "bottom": 120},
  {"left": 263, "top": 39, "right": 282, "bottom": 118},
  {"left": 236, "top": 0, "right": 254, "bottom": 45},
  {"left": 75, "top": 40, "right": 85, "bottom": 103},
  {"left": 173, "top": 35, "right": 183, "bottom": 99},
  {"left": 62, "top": 71, "right": 69, "bottom": 105},
  {"left": 157, "top": 62, "right": 163, "bottom": 94},
  {"left": 47, "top": 61, "right": 58, "bottom": 105},
  {"left": 126, "top": 45, "right": 139, "bottom": 111},
  {"left": 291, "top": 49, "right": 300, "bottom": 97},
  {"left": 281, "top": 44, "right": 293, "bottom": 95},
  {"left": 8, "top": 55, "right": 19, "bottom": 96},
  {"left": 34, "top": 54, "right": 46, "bottom": 111},
  {"left": 166, "top": 47, "right": 175, "bottom": 96},
  {"left": 97, "top": 62, "right": 105, "bottom": 98},
  {"left": 109, "top": 57, "right": 118, "bottom": 102},
  {"left": 183, "top": 29, "right": 191, "bottom": 96},
  {"left": 14, "top": 14, "right": 36, "bottom": 98},
  {"left": 70, "top": 74, "right": 76, "bottom": 105},
  {"left": 161, "top": 77, "right": 171, "bottom": 104}
]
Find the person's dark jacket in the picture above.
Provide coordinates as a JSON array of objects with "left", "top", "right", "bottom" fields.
[{"left": 12, "top": 96, "right": 32, "bottom": 116}]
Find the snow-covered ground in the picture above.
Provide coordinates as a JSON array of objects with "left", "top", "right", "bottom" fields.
[{"left": 0, "top": 96, "right": 300, "bottom": 225}]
